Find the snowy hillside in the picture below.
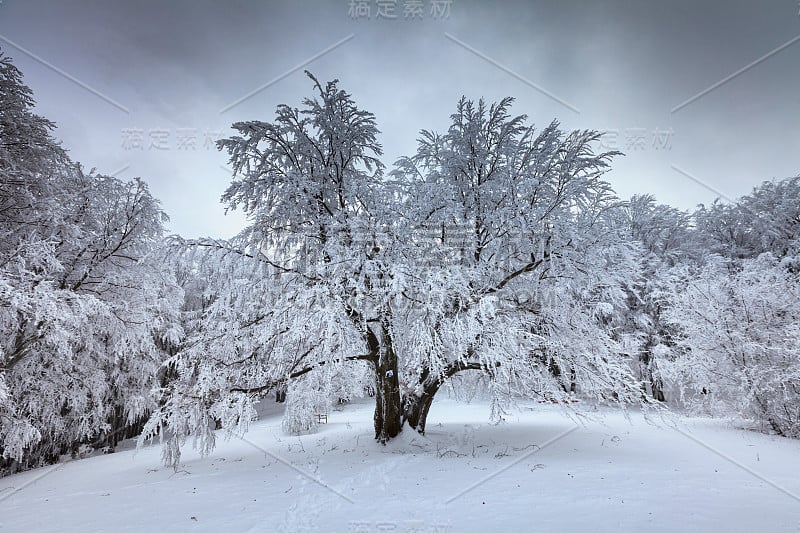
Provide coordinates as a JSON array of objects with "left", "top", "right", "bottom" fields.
[{"left": 2, "top": 398, "right": 799, "bottom": 532}]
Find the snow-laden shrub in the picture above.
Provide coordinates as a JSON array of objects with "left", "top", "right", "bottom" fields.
[
  {"left": 282, "top": 387, "right": 328, "bottom": 435},
  {"left": 282, "top": 360, "right": 372, "bottom": 434},
  {"left": 662, "top": 254, "right": 800, "bottom": 437}
]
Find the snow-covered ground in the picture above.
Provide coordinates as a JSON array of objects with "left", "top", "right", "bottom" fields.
[{"left": 2, "top": 398, "right": 800, "bottom": 532}]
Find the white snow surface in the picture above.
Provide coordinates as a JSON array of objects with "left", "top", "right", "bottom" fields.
[{"left": 1, "top": 398, "right": 800, "bottom": 532}]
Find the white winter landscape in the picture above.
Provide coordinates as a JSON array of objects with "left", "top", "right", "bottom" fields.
[
  {"left": 2, "top": 397, "right": 800, "bottom": 532},
  {"left": 2, "top": 1, "right": 800, "bottom": 532}
]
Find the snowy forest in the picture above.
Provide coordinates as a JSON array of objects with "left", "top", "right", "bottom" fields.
[{"left": 1, "top": 49, "right": 799, "bottom": 478}]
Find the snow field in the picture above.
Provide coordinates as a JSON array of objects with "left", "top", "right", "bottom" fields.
[{"left": 1, "top": 397, "right": 799, "bottom": 532}]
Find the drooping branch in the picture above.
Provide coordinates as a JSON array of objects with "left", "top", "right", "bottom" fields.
[
  {"left": 228, "top": 353, "right": 375, "bottom": 395},
  {"left": 175, "top": 237, "right": 319, "bottom": 282}
]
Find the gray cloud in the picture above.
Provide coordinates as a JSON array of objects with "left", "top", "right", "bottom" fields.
[{"left": 1, "top": 0, "right": 798, "bottom": 237}]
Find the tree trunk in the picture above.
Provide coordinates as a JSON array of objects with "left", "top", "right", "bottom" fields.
[
  {"left": 403, "top": 359, "right": 494, "bottom": 434},
  {"left": 368, "top": 323, "right": 402, "bottom": 443},
  {"left": 403, "top": 387, "right": 438, "bottom": 434},
  {"left": 275, "top": 385, "right": 286, "bottom": 403},
  {"left": 640, "top": 347, "right": 665, "bottom": 401},
  {"left": 650, "top": 374, "right": 665, "bottom": 402}
]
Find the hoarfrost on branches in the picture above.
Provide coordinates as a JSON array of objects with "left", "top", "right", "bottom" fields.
[{"left": 145, "top": 74, "right": 651, "bottom": 467}]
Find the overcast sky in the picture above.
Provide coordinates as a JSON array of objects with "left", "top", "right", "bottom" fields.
[{"left": 1, "top": 0, "right": 798, "bottom": 238}]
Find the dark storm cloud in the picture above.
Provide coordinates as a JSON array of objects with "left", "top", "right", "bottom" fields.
[{"left": 1, "top": 0, "right": 798, "bottom": 237}]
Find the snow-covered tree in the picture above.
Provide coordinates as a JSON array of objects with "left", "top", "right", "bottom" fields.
[
  {"left": 618, "top": 195, "right": 702, "bottom": 401},
  {"left": 660, "top": 177, "right": 800, "bottom": 436},
  {"left": 695, "top": 177, "right": 800, "bottom": 261},
  {"left": 145, "top": 75, "right": 648, "bottom": 468},
  {"left": 143, "top": 71, "right": 404, "bottom": 456},
  {"left": 0, "top": 169, "right": 180, "bottom": 471},
  {"left": 392, "top": 98, "right": 644, "bottom": 431},
  {"left": 662, "top": 253, "right": 800, "bottom": 436},
  {"left": 0, "top": 51, "right": 180, "bottom": 473}
]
